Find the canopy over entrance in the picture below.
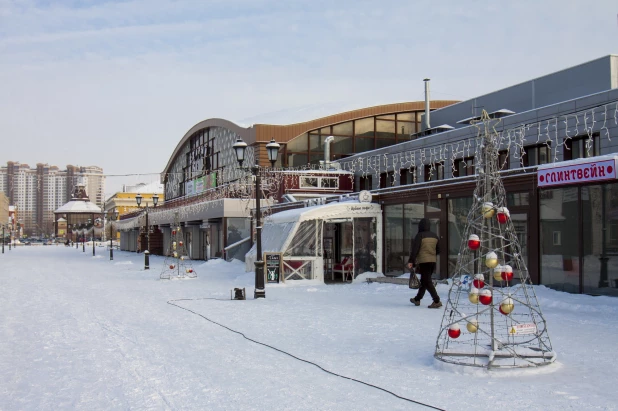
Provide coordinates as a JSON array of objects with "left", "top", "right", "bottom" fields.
[{"left": 246, "top": 201, "right": 382, "bottom": 282}]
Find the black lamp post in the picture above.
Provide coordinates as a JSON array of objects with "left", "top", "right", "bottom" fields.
[
  {"left": 92, "top": 218, "right": 98, "bottom": 257},
  {"left": 136, "top": 193, "right": 159, "bottom": 270},
  {"left": 233, "top": 137, "right": 280, "bottom": 299},
  {"left": 84, "top": 220, "right": 90, "bottom": 252},
  {"left": 110, "top": 210, "right": 118, "bottom": 261}
]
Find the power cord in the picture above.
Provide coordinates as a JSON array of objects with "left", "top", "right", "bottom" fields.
[{"left": 167, "top": 297, "right": 445, "bottom": 411}]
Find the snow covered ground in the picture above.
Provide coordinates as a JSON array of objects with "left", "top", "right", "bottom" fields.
[{"left": 1, "top": 247, "right": 616, "bottom": 410}]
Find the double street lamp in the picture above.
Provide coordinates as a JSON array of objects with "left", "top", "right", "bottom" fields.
[
  {"left": 232, "top": 137, "right": 280, "bottom": 299},
  {"left": 135, "top": 193, "right": 159, "bottom": 270}
]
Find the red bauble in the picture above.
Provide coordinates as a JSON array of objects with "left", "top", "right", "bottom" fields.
[
  {"left": 468, "top": 234, "right": 480, "bottom": 250},
  {"left": 472, "top": 274, "right": 485, "bottom": 289},
  {"left": 169, "top": 265, "right": 175, "bottom": 269},
  {"left": 188, "top": 269, "right": 193, "bottom": 273},
  {"left": 172, "top": 230, "right": 176, "bottom": 235},
  {"left": 179, "top": 241, "right": 183, "bottom": 246},
  {"left": 479, "top": 290, "right": 492, "bottom": 305},
  {"left": 497, "top": 213, "right": 508, "bottom": 224},
  {"left": 501, "top": 265, "right": 514, "bottom": 281},
  {"left": 448, "top": 325, "right": 461, "bottom": 339}
]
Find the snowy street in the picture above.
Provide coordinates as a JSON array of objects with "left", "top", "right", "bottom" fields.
[{"left": 1, "top": 247, "right": 617, "bottom": 410}]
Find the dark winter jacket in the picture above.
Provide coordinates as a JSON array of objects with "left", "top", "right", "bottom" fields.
[{"left": 408, "top": 218, "right": 440, "bottom": 264}]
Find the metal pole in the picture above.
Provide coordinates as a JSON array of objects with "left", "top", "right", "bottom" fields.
[
  {"left": 82, "top": 228, "right": 85, "bottom": 252},
  {"left": 253, "top": 164, "right": 265, "bottom": 299},
  {"left": 2, "top": 226, "right": 4, "bottom": 254},
  {"left": 92, "top": 229, "right": 95, "bottom": 256},
  {"left": 144, "top": 207, "right": 150, "bottom": 270},
  {"left": 110, "top": 220, "right": 114, "bottom": 261}
]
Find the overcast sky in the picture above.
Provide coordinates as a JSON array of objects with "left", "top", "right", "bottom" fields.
[{"left": 1, "top": 0, "right": 617, "bottom": 197}]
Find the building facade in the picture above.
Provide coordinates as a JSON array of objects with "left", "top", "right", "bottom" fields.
[
  {"left": 331, "top": 54, "right": 618, "bottom": 296},
  {"left": 0, "top": 193, "right": 8, "bottom": 239},
  {"left": 118, "top": 101, "right": 456, "bottom": 263},
  {"left": 0, "top": 162, "right": 104, "bottom": 237}
]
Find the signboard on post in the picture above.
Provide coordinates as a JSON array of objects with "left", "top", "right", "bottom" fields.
[{"left": 264, "top": 252, "right": 282, "bottom": 283}]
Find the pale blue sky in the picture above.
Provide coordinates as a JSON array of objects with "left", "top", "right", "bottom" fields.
[{"left": 0, "top": 0, "right": 617, "bottom": 196}]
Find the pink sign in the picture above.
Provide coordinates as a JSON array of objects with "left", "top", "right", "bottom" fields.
[{"left": 538, "top": 158, "right": 617, "bottom": 187}]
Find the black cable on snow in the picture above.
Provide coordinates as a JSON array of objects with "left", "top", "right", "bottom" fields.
[{"left": 167, "top": 297, "right": 445, "bottom": 411}]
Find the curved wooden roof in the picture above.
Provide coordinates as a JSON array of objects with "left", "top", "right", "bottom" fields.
[{"left": 253, "top": 100, "right": 458, "bottom": 142}]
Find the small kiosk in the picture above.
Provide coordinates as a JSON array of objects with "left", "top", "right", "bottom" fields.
[{"left": 246, "top": 199, "right": 382, "bottom": 282}]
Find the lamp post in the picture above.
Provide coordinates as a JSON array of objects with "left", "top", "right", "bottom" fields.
[
  {"left": 92, "top": 218, "right": 97, "bottom": 257},
  {"left": 233, "top": 137, "right": 280, "bottom": 299},
  {"left": 2, "top": 224, "right": 4, "bottom": 254},
  {"left": 136, "top": 193, "right": 159, "bottom": 270},
  {"left": 109, "top": 210, "right": 118, "bottom": 261},
  {"left": 84, "top": 221, "right": 89, "bottom": 252}
]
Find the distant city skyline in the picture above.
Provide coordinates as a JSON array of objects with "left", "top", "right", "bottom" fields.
[{"left": 1, "top": 0, "right": 617, "bottom": 196}]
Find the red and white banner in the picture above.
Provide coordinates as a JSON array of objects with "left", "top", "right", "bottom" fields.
[{"left": 538, "top": 158, "right": 617, "bottom": 187}]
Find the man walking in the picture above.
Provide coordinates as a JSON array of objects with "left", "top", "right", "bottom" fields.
[{"left": 408, "top": 218, "right": 442, "bottom": 308}]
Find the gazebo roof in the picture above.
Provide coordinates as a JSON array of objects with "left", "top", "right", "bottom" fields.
[{"left": 55, "top": 200, "right": 101, "bottom": 214}]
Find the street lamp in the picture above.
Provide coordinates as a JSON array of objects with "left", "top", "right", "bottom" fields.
[
  {"left": 136, "top": 193, "right": 159, "bottom": 270},
  {"left": 109, "top": 210, "right": 118, "bottom": 260},
  {"left": 233, "top": 137, "right": 280, "bottom": 299},
  {"left": 92, "top": 218, "right": 98, "bottom": 257},
  {"left": 84, "top": 220, "right": 90, "bottom": 253}
]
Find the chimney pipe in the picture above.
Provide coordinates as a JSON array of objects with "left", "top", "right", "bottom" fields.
[
  {"left": 324, "top": 135, "right": 335, "bottom": 169},
  {"left": 424, "top": 78, "right": 431, "bottom": 130}
]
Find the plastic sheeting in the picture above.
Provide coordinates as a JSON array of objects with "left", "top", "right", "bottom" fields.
[
  {"left": 245, "top": 222, "right": 295, "bottom": 271},
  {"left": 285, "top": 221, "right": 322, "bottom": 257}
]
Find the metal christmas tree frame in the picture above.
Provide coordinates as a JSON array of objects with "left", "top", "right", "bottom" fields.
[
  {"left": 160, "top": 213, "right": 197, "bottom": 280},
  {"left": 434, "top": 111, "right": 555, "bottom": 369}
]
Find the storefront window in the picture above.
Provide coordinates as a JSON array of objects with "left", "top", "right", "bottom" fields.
[
  {"left": 540, "top": 188, "right": 580, "bottom": 293},
  {"left": 448, "top": 197, "right": 473, "bottom": 277},
  {"left": 227, "top": 217, "right": 250, "bottom": 245},
  {"left": 354, "top": 218, "right": 377, "bottom": 273},
  {"left": 385, "top": 205, "right": 404, "bottom": 275},
  {"left": 582, "top": 184, "right": 618, "bottom": 296}
]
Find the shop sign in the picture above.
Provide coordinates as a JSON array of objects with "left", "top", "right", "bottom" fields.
[
  {"left": 186, "top": 180, "right": 195, "bottom": 195},
  {"left": 264, "top": 252, "right": 282, "bottom": 283},
  {"left": 538, "top": 158, "right": 617, "bottom": 187},
  {"left": 358, "top": 190, "right": 372, "bottom": 203},
  {"left": 508, "top": 323, "right": 537, "bottom": 335},
  {"left": 195, "top": 177, "right": 204, "bottom": 194}
]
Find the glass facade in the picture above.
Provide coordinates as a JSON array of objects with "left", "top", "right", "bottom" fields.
[
  {"left": 384, "top": 202, "right": 435, "bottom": 276},
  {"left": 539, "top": 184, "right": 618, "bottom": 296},
  {"left": 285, "top": 112, "right": 422, "bottom": 168}
]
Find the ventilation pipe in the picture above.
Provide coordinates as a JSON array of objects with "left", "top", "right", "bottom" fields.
[
  {"left": 424, "top": 78, "right": 431, "bottom": 130},
  {"left": 324, "top": 135, "right": 335, "bottom": 168}
]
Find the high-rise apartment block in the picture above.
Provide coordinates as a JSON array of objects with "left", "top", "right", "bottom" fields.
[{"left": 0, "top": 162, "right": 104, "bottom": 237}]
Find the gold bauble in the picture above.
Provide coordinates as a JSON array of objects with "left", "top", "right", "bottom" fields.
[
  {"left": 482, "top": 202, "right": 495, "bottom": 218},
  {"left": 500, "top": 298, "right": 515, "bottom": 314},
  {"left": 466, "top": 320, "right": 479, "bottom": 333},
  {"left": 469, "top": 289, "right": 480, "bottom": 304},
  {"left": 493, "top": 265, "right": 503, "bottom": 281},
  {"left": 500, "top": 303, "right": 515, "bottom": 314},
  {"left": 485, "top": 252, "right": 499, "bottom": 269}
]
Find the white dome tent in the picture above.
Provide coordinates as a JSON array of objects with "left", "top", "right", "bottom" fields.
[{"left": 245, "top": 200, "right": 382, "bottom": 282}]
